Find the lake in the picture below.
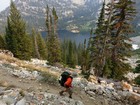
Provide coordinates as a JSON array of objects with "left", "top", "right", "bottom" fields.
[{"left": 41, "top": 30, "right": 91, "bottom": 45}]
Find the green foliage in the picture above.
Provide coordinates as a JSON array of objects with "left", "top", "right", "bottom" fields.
[
  {"left": 136, "top": 60, "right": 140, "bottom": 63},
  {"left": 5, "top": 1, "right": 32, "bottom": 60},
  {"left": 88, "top": 0, "right": 136, "bottom": 79},
  {"left": 134, "top": 75, "right": 140, "bottom": 85},
  {"left": 132, "top": 49, "right": 140, "bottom": 56},
  {"left": 40, "top": 72, "right": 58, "bottom": 85},
  {"left": 0, "top": 35, "right": 6, "bottom": 49},
  {"left": 31, "top": 28, "right": 40, "bottom": 59},
  {"left": 36, "top": 32, "right": 47, "bottom": 59},
  {"left": 110, "top": 62, "right": 132, "bottom": 80},
  {"left": 103, "top": 59, "right": 112, "bottom": 78},
  {"left": 88, "top": 1, "right": 106, "bottom": 76},
  {"left": 61, "top": 39, "right": 78, "bottom": 68},
  {"left": 81, "top": 39, "right": 90, "bottom": 74},
  {"left": 46, "top": 6, "right": 61, "bottom": 65},
  {"left": 134, "top": 64, "right": 140, "bottom": 73}
]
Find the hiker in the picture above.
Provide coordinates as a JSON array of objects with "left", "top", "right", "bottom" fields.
[{"left": 59, "top": 71, "right": 73, "bottom": 98}]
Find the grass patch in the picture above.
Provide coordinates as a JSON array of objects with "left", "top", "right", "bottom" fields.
[
  {"left": 0, "top": 53, "right": 61, "bottom": 86},
  {"left": 40, "top": 71, "right": 59, "bottom": 86}
]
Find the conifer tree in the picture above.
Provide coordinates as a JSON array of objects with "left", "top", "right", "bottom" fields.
[
  {"left": 88, "top": 0, "right": 136, "bottom": 79},
  {"left": 81, "top": 39, "right": 90, "bottom": 75},
  {"left": 109, "top": 0, "right": 136, "bottom": 79},
  {"left": 0, "top": 35, "right": 6, "bottom": 49},
  {"left": 31, "top": 28, "right": 41, "bottom": 59},
  {"left": 88, "top": 0, "right": 108, "bottom": 76},
  {"left": 61, "top": 39, "right": 81, "bottom": 68},
  {"left": 77, "top": 42, "right": 84, "bottom": 65},
  {"left": 36, "top": 32, "right": 47, "bottom": 59},
  {"left": 5, "top": 1, "right": 32, "bottom": 60},
  {"left": 61, "top": 39, "right": 68, "bottom": 65},
  {"left": 45, "top": 6, "right": 61, "bottom": 65},
  {"left": 66, "top": 40, "right": 77, "bottom": 68}
]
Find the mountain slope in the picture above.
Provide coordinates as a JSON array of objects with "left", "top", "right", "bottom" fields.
[
  {"left": 0, "top": 0, "right": 102, "bottom": 33},
  {"left": 0, "top": 0, "right": 140, "bottom": 35}
]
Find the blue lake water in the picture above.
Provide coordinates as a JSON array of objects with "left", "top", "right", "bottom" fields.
[{"left": 41, "top": 30, "right": 91, "bottom": 44}]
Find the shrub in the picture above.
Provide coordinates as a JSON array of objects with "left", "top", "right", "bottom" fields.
[
  {"left": 134, "top": 75, "right": 140, "bottom": 85},
  {"left": 40, "top": 72, "right": 58, "bottom": 86},
  {"left": 134, "top": 64, "right": 140, "bottom": 73}
]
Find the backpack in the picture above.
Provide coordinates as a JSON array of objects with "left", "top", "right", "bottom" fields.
[{"left": 59, "top": 71, "right": 71, "bottom": 87}]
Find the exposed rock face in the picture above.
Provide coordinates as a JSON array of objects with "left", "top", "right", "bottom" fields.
[
  {"left": 125, "top": 72, "right": 140, "bottom": 81},
  {"left": 84, "top": 80, "right": 140, "bottom": 105},
  {"left": 0, "top": 87, "right": 84, "bottom": 105},
  {"left": 0, "top": 58, "right": 140, "bottom": 105}
]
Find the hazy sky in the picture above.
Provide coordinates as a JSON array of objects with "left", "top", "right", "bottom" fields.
[{"left": 0, "top": 0, "right": 11, "bottom": 12}]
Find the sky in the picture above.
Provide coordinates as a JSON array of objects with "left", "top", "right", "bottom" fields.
[{"left": 0, "top": 0, "right": 11, "bottom": 12}]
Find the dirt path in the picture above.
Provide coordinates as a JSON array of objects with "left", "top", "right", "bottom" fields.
[{"left": 0, "top": 67, "right": 95, "bottom": 105}]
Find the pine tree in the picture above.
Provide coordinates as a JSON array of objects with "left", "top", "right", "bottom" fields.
[
  {"left": 81, "top": 39, "right": 90, "bottom": 75},
  {"left": 61, "top": 39, "right": 80, "bottom": 68},
  {"left": 88, "top": 0, "right": 108, "bottom": 76},
  {"left": 77, "top": 42, "right": 84, "bottom": 65},
  {"left": 67, "top": 40, "right": 77, "bottom": 68},
  {"left": 109, "top": 0, "right": 136, "bottom": 79},
  {"left": 88, "top": 0, "right": 136, "bottom": 79},
  {"left": 31, "top": 28, "right": 41, "bottom": 59},
  {"left": 61, "top": 39, "right": 68, "bottom": 65},
  {"left": 5, "top": 1, "right": 32, "bottom": 60},
  {"left": 0, "top": 34, "right": 6, "bottom": 49},
  {"left": 45, "top": 6, "right": 61, "bottom": 65},
  {"left": 36, "top": 32, "right": 47, "bottom": 59}
]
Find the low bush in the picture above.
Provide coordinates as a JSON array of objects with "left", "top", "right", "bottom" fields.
[
  {"left": 40, "top": 72, "right": 59, "bottom": 86},
  {"left": 134, "top": 75, "right": 140, "bottom": 85}
]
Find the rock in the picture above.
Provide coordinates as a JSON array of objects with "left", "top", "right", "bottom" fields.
[
  {"left": 86, "top": 91, "right": 95, "bottom": 97},
  {"left": 106, "top": 83, "right": 114, "bottom": 90},
  {"left": 29, "top": 59, "right": 48, "bottom": 66},
  {"left": 112, "top": 91, "right": 121, "bottom": 100},
  {"left": 88, "top": 75, "right": 98, "bottom": 84},
  {"left": 121, "top": 81, "right": 133, "bottom": 92},
  {"left": 129, "top": 92, "right": 140, "bottom": 101},
  {"left": 85, "top": 82, "right": 95, "bottom": 91},
  {"left": 0, "top": 100, "right": 6, "bottom": 105},
  {"left": 1, "top": 81, "right": 8, "bottom": 87},
  {"left": 16, "top": 98, "right": 26, "bottom": 105},
  {"left": 32, "top": 71, "right": 40, "bottom": 79},
  {"left": 133, "top": 87, "right": 140, "bottom": 94},
  {"left": 72, "top": 77, "right": 85, "bottom": 88},
  {"left": 100, "top": 80, "right": 107, "bottom": 87},
  {"left": 124, "top": 72, "right": 140, "bottom": 81}
]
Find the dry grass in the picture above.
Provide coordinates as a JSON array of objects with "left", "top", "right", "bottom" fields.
[
  {"left": 0, "top": 53, "right": 60, "bottom": 79},
  {"left": 0, "top": 53, "right": 19, "bottom": 63}
]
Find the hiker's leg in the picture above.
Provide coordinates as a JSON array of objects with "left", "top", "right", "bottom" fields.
[
  {"left": 59, "top": 87, "right": 66, "bottom": 96},
  {"left": 59, "top": 90, "right": 64, "bottom": 96},
  {"left": 67, "top": 87, "right": 73, "bottom": 98}
]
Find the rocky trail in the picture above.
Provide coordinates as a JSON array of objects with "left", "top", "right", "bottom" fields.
[
  {"left": 0, "top": 54, "right": 140, "bottom": 105},
  {"left": 0, "top": 63, "right": 95, "bottom": 105}
]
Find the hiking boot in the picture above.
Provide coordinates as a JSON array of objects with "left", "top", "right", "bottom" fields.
[
  {"left": 69, "top": 95, "right": 72, "bottom": 99},
  {"left": 59, "top": 91, "right": 63, "bottom": 96}
]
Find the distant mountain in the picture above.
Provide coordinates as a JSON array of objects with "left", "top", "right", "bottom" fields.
[
  {"left": 0, "top": 0, "right": 103, "bottom": 33},
  {"left": 0, "top": 0, "right": 140, "bottom": 35}
]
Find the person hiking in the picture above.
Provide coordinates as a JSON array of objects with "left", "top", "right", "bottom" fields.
[{"left": 59, "top": 71, "right": 73, "bottom": 98}]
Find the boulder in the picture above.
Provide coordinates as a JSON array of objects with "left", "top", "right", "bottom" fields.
[
  {"left": 88, "top": 75, "right": 98, "bottom": 84},
  {"left": 121, "top": 81, "right": 133, "bottom": 92}
]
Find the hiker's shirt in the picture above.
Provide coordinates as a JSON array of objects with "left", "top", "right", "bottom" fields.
[{"left": 64, "top": 77, "right": 72, "bottom": 87}]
